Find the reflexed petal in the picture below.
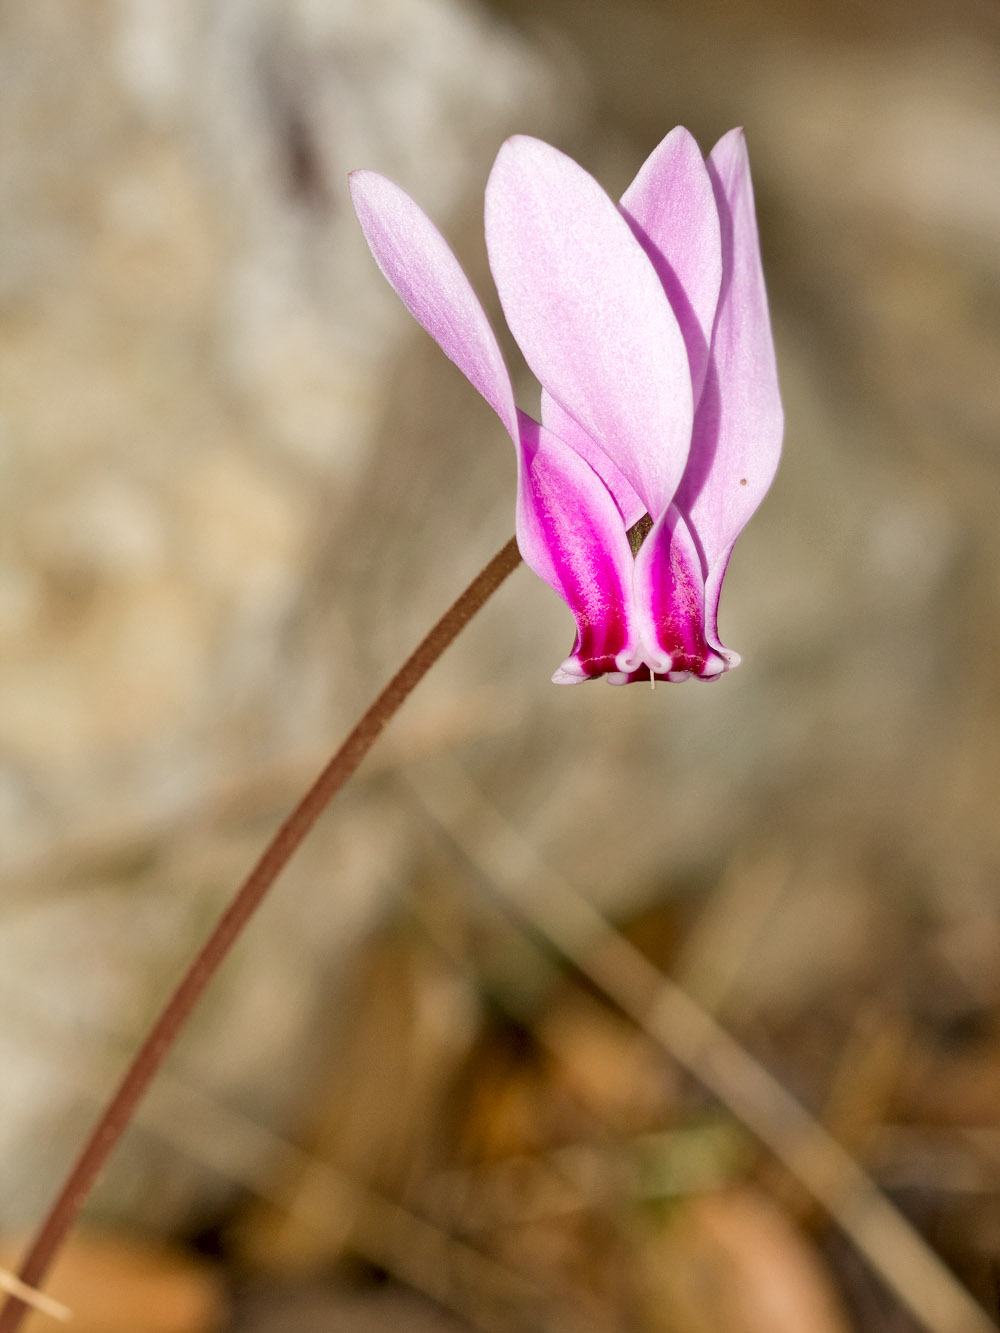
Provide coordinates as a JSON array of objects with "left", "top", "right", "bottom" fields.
[
  {"left": 485, "top": 136, "right": 693, "bottom": 519},
  {"left": 633, "top": 506, "right": 730, "bottom": 679},
  {"left": 515, "top": 412, "right": 638, "bottom": 682},
  {"left": 675, "top": 130, "right": 783, "bottom": 582},
  {"left": 349, "top": 170, "right": 518, "bottom": 440},
  {"left": 540, "top": 389, "right": 646, "bottom": 529},
  {"left": 620, "top": 126, "right": 722, "bottom": 406}
]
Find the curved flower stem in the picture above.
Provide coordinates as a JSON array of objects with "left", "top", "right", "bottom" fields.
[{"left": 0, "top": 536, "right": 522, "bottom": 1333}]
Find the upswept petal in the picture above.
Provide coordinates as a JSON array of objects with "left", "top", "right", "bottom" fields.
[
  {"left": 674, "top": 129, "right": 783, "bottom": 578},
  {"left": 632, "top": 507, "right": 730, "bottom": 680},
  {"left": 351, "top": 169, "right": 638, "bottom": 683},
  {"left": 619, "top": 126, "right": 723, "bottom": 406},
  {"left": 514, "top": 411, "right": 638, "bottom": 683},
  {"left": 349, "top": 170, "right": 518, "bottom": 440},
  {"left": 539, "top": 389, "right": 646, "bottom": 530},
  {"left": 485, "top": 135, "right": 693, "bottom": 519}
]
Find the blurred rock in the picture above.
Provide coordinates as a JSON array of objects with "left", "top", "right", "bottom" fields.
[{"left": 0, "top": 0, "right": 560, "bottom": 1229}]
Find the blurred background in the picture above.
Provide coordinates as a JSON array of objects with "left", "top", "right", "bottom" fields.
[{"left": 2, "top": 0, "right": 1000, "bottom": 1329}]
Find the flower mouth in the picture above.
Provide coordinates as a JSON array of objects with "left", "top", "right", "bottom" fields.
[
  {"left": 553, "top": 640, "right": 735, "bottom": 686},
  {"left": 616, "top": 640, "right": 671, "bottom": 677}
]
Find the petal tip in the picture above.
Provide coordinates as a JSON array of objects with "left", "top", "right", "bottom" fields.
[
  {"left": 495, "top": 132, "right": 556, "bottom": 160},
  {"left": 347, "top": 167, "right": 382, "bottom": 204},
  {"left": 552, "top": 659, "right": 590, "bottom": 685}
]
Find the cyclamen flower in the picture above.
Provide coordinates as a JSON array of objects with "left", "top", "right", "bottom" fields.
[{"left": 350, "top": 128, "right": 782, "bottom": 685}]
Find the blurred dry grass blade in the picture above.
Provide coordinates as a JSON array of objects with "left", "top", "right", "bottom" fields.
[
  {"left": 671, "top": 843, "right": 794, "bottom": 1014},
  {"left": 407, "top": 760, "right": 1000, "bottom": 1333},
  {"left": 0, "top": 1270, "right": 69, "bottom": 1323}
]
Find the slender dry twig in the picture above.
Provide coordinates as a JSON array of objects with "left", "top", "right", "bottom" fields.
[
  {"left": 0, "top": 538, "right": 521, "bottom": 1333},
  {"left": 409, "top": 759, "right": 1000, "bottom": 1333}
]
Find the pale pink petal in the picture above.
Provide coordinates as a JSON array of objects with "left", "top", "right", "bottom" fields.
[
  {"left": 515, "top": 412, "right": 639, "bottom": 682},
  {"left": 485, "top": 136, "right": 693, "bottom": 519},
  {"left": 539, "top": 389, "right": 646, "bottom": 529},
  {"left": 675, "top": 130, "right": 783, "bottom": 581},
  {"left": 632, "top": 506, "right": 732, "bottom": 679},
  {"left": 620, "top": 126, "right": 722, "bottom": 406},
  {"left": 350, "top": 170, "right": 518, "bottom": 440}
]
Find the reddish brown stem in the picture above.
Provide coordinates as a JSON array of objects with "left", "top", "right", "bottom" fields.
[{"left": 0, "top": 537, "right": 521, "bottom": 1333}]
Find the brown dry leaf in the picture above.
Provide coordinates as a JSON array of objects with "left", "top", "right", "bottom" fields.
[
  {"left": 637, "top": 1188, "right": 851, "bottom": 1333},
  {"left": 0, "top": 1230, "right": 226, "bottom": 1333},
  {"left": 899, "top": 1031, "right": 1000, "bottom": 1127},
  {"left": 537, "top": 989, "right": 680, "bottom": 1136},
  {"left": 237, "top": 929, "right": 479, "bottom": 1275},
  {"left": 486, "top": 1213, "right": 629, "bottom": 1331}
]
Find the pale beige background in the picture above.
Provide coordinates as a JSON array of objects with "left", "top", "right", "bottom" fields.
[{"left": 0, "top": 0, "right": 998, "bottom": 1295}]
